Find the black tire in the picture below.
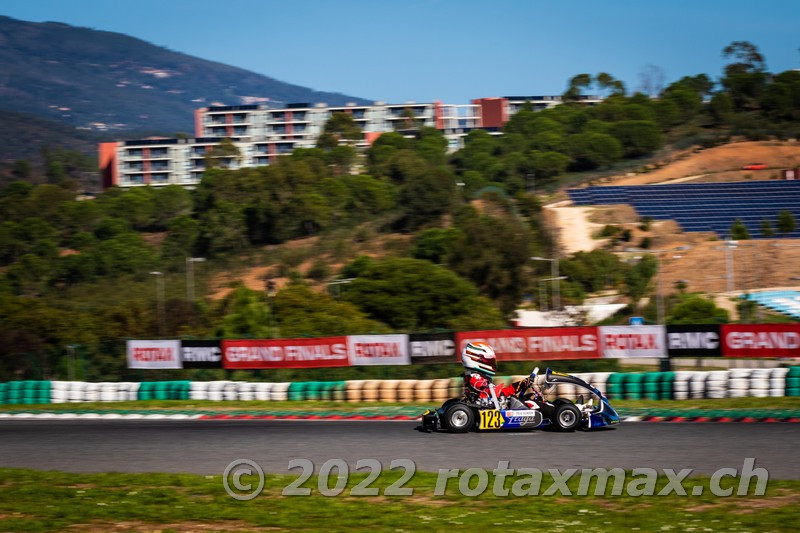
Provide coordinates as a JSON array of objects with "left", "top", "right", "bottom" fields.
[
  {"left": 444, "top": 403, "right": 475, "bottom": 433},
  {"left": 440, "top": 398, "right": 462, "bottom": 411},
  {"left": 554, "top": 403, "right": 581, "bottom": 431}
]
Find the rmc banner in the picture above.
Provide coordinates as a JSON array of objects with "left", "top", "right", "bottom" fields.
[
  {"left": 181, "top": 340, "right": 223, "bottom": 369},
  {"left": 455, "top": 328, "right": 601, "bottom": 361},
  {"left": 721, "top": 324, "right": 800, "bottom": 358},
  {"left": 666, "top": 325, "right": 722, "bottom": 357},
  {"left": 126, "top": 339, "right": 182, "bottom": 369},
  {"left": 222, "top": 337, "right": 349, "bottom": 369},
  {"left": 599, "top": 326, "right": 666, "bottom": 359},
  {"left": 409, "top": 333, "right": 457, "bottom": 364}
]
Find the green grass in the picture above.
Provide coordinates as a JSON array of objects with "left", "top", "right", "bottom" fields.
[
  {"left": 0, "top": 468, "right": 797, "bottom": 531},
  {"left": 1, "top": 397, "right": 798, "bottom": 413}
]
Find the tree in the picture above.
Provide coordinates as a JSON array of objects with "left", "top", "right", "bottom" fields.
[
  {"left": 446, "top": 210, "right": 531, "bottom": 314},
  {"left": 152, "top": 185, "right": 193, "bottom": 229},
  {"left": 567, "top": 132, "right": 623, "bottom": 169},
  {"left": 623, "top": 254, "right": 658, "bottom": 304},
  {"left": 761, "top": 70, "right": 800, "bottom": 121},
  {"left": 342, "top": 257, "right": 503, "bottom": 330},
  {"left": 760, "top": 218, "right": 775, "bottom": 238},
  {"left": 397, "top": 166, "right": 454, "bottom": 229},
  {"left": 708, "top": 92, "right": 734, "bottom": 125},
  {"left": 730, "top": 218, "right": 750, "bottom": 240},
  {"left": 321, "top": 112, "right": 363, "bottom": 145},
  {"left": 274, "top": 283, "right": 389, "bottom": 337},
  {"left": 662, "top": 82, "right": 703, "bottom": 122},
  {"left": 638, "top": 64, "right": 666, "bottom": 97},
  {"left": 197, "top": 200, "right": 247, "bottom": 255},
  {"left": 414, "top": 127, "right": 448, "bottom": 166},
  {"left": 595, "top": 72, "right": 626, "bottom": 97},
  {"left": 666, "top": 296, "right": 729, "bottom": 324},
  {"left": 777, "top": 210, "right": 797, "bottom": 235},
  {"left": 607, "top": 120, "right": 663, "bottom": 157},
  {"left": 214, "top": 285, "right": 275, "bottom": 338},
  {"left": 563, "top": 73, "right": 592, "bottom": 102},
  {"left": 161, "top": 215, "right": 199, "bottom": 260},
  {"left": 721, "top": 41, "right": 768, "bottom": 110},
  {"left": 410, "top": 228, "right": 464, "bottom": 264},
  {"left": 529, "top": 151, "right": 570, "bottom": 179},
  {"left": 205, "top": 138, "right": 241, "bottom": 169}
]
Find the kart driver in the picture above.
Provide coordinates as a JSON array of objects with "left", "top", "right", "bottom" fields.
[{"left": 461, "top": 341, "right": 516, "bottom": 406}]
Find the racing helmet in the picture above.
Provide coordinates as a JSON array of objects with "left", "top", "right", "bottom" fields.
[{"left": 461, "top": 342, "right": 497, "bottom": 376}]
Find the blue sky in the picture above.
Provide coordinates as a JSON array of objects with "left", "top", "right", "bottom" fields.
[{"left": 1, "top": 0, "right": 799, "bottom": 104}]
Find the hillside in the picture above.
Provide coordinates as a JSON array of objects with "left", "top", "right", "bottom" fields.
[
  {"left": 0, "top": 108, "right": 100, "bottom": 162},
  {"left": 0, "top": 16, "right": 371, "bottom": 132},
  {"left": 606, "top": 141, "right": 800, "bottom": 186}
]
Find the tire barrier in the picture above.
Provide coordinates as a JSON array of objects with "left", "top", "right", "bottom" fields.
[
  {"left": 788, "top": 367, "right": 800, "bottom": 396},
  {"left": 0, "top": 381, "right": 51, "bottom": 405},
  {"left": 2, "top": 368, "right": 800, "bottom": 405}
]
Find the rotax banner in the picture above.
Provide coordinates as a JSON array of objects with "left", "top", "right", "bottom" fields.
[
  {"left": 127, "top": 340, "right": 182, "bottom": 369},
  {"left": 455, "top": 328, "right": 601, "bottom": 361},
  {"left": 222, "top": 337, "right": 349, "bottom": 369},
  {"left": 348, "top": 335, "right": 410, "bottom": 366},
  {"left": 720, "top": 324, "right": 800, "bottom": 358},
  {"left": 599, "top": 326, "right": 666, "bottom": 358}
]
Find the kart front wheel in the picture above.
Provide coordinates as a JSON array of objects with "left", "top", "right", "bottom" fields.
[
  {"left": 444, "top": 403, "right": 475, "bottom": 433},
  {"left": 554, "top": 403, "right": 581, "bottom": 431}
]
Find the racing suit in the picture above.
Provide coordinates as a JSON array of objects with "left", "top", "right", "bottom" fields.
[{"left": 464, "top": 371, "right": 515, "bottom": 405}]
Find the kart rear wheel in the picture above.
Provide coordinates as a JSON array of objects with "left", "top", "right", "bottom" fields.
[
  {"left": 554, "top": 403, "right": 581, "bottom": 432},
  {"left": 444, "top": 403, "right": 475, "bottom": 433}
]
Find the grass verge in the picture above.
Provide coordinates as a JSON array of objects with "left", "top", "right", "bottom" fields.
[
  {"left": 0, "top": 397, "right": 799, "bottom": 413},
  {"left": 0, "top": 468, "right": 797, "bottom": 531}
]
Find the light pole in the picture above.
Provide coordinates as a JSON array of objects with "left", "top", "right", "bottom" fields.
[
  {"left": 150, "top": 271, "right": 166, "bottom": 336},
  {"left": 713, "top": 240, "right": 738, "bottom": 293},
  {"left": 539, "top": 276, "right": 568, "bottom": 314},
  {"left": 627, "top": 246, "right": 690, "bottom": 325},
  {"left": 186, "top": 257, "right": 206, "bottom": 302},
  {"left": 531, "top": 256, "right": 560, "bottom": 311}
]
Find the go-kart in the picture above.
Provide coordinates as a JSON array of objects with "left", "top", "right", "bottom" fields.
[{"left": 420, "top": 367, "right": 619, "bottom": 433}]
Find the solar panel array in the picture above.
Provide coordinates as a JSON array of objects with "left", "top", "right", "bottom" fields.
[{"left": 567, "top": 180, "right": 800, "bottom": 239}]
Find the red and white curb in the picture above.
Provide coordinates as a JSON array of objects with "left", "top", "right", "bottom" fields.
[
  {"left": 0, "top": 413, "right": 797, "bottom": 423},
  {"left": 0, "top": 413, "right": 203, "bottom": 420}
]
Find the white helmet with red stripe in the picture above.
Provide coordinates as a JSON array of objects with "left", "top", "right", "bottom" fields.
[{"left": 461, "top": 341, "right": 497, "bottom": 376}]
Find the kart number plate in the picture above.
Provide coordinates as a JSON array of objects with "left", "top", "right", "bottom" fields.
[{"left": 479, "top": 409, "right": 504, "bottom": 430}]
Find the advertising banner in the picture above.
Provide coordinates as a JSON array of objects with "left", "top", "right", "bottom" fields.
[
  {"left": 721, "top": 324, "right": 800, "bottom": 358},
  {"left": 127, "top": 340, "right": 182, "bottom": 369},
  {"left": 665, "top": 325, "right": 722, "bottom": 357},
  {"left": 599, "top": 326, "right": 666, "bottom": 359},
  {"left": 222, "top": 337, "right": 349, "bottom": 369},
  {"left": 181, "top": 340, "right": 223, "bottom": 369},
  {"left": 409, "top": 333, "right": 457, "bottom": 364},
  {"left": 348, "top": 335, "right": 410, "bottom": 366},
  {"left": 455, "top": 328, "right": 601, "bottom": 361}
]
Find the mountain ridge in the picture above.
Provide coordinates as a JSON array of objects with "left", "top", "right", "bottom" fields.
[{"left": 0, "top": 15, "right": 371, "bottom": 132}]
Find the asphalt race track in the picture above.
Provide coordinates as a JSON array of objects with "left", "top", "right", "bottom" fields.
[{"left": 0, "top": 420, "right": 798, "bottom": 478}]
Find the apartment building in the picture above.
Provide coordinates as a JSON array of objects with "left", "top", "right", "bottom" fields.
[{"left": 100, "top": 95, "right": 599, "bottom": 188}]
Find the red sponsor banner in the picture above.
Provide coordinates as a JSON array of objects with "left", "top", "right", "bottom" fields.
[
  {"left": 455, "top": 328, "right": 601, "bottom": 361},
  {"left": 721, "top": 324, "right": 800, "bottom": 358},
  {"left": 223, "top": 337, "right": 349, "bottom": 369}
]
